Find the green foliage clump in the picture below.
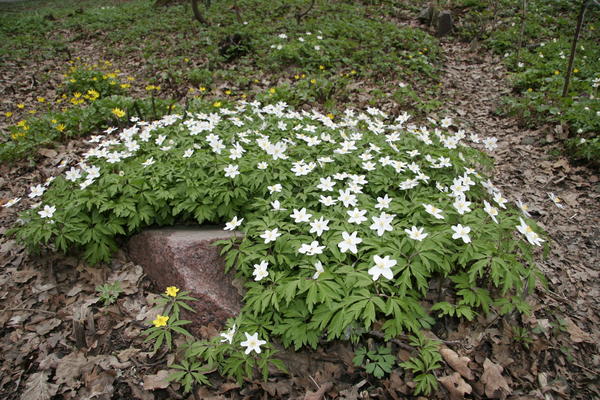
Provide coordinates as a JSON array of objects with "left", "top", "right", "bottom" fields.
[
  {"left": 11, "top": 99, "right": 546, "bottom": 394},
  {"left": 456, "top": 0, "right": 600, "bottom": 162},
  {"left": 62, "top": 62, "right": 127, "bottom": 98},
  {"left": 0, "top": 95, "right": 176, "bottom": 163}
]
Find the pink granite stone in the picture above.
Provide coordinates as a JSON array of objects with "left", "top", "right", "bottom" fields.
[{"left": 127, "top": 227, "right": 242, "bottom": 330}]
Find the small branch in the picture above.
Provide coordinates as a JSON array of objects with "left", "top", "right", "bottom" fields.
[
  {"left": 368, "top": 330, "right": 414, "bottom": 351},
  {"left": 562, "top": 0, "right": 588, "bottom": 98},
  {"left": 295, "top": 0, "right": 316, "bottom": 24},
  {"left": 191, "top": 0, "right": 209, "bottom": 25},
  {"left": 1, "top": 308, "right": 56, "bottom": 315}
]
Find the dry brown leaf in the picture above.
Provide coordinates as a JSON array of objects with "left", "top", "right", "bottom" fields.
[
  {"left": 440, "top": 348, "right": 474, "bottom": 380},
  {"left": 33, "top": 318, "right": 62, "bottom": 336},
  {"left": 481, "top": 358, "right": 511, "bottom": 399},
  {"left": 37, "top": 148, "right": 58, "bottom": 158},
  {"left": 54, "top": 351, "right": 94, "bottom": 388},
  {"left": 80, "top": 370, "right": 116, "bottom": 400},
  {"left": 439, "top": 372, "right": 472, "bottom": 400},
  {"left": 21, "top": 372, "right": 59, "bottom": 400},
  {"left": 143, "top": 370, "right": 170, "bottom": 390},
  {"left": 304, "top": 382, "right": 333, "bottom": 400},
  {"left": 563, "top": 316, "right": 593, "bottom": 343}
]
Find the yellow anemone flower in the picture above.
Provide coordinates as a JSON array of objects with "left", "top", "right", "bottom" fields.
[
  {"left": 152, "top": 315, "right": 169, "bottom": 328},
  {"left": 165, "top": 286, "right": 180, "bottom": 297}
]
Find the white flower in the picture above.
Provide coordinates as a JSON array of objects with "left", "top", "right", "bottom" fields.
[
  {"left": 347, "top": 208, "right": 367, "bottom": 224},
  {"left": 516, "top": 218, "right": 545, "bottom": 246},
  {"left": 28, "top": 184, "right": 45, "bottom": 199},
  {"left": 453, "top": 197, "right": 472, "bottom": 215},
  {"left": 338, "top": 231, "right": 362, "bottom": 254},
  {"left": 183, "top": 149, "right": 194, "bottom": 158},
  {"left": 240, "top": 332, "right": 267, "bottom": 354},
  {"left": 260, "top": 228, "right": 281, "bottom": 244},
  {"left": 319, "top": 195, "right": 337, "bottom": 206},
  {"left": 268, "top": 184, "right": 282, "bottom": 194},
  {"left": 370, "top": 212, "right": 395, "bottom": 237},
  {"left": 38, "top": 205, "right": 56, "bottom": 219},
  {"left": 224, "top": 164, "right": 240, "bottom": 178},
  {"left": 548, "top": 192, "right": 564, "bottom": 209},
  {"left": 252, "top": 260, "right": 269, "bottom": 281},
  {"left": 271, "top": 200, "right": 286, "bottom": 211},
  {"left": 451, "top": 224, "right": 472, "bottom": 243},
  {"left": 309, "top": 216, "right": 330, "bottom": 237},
  {"left": 312, "top": 261, "right": 324, "bottom": 279},
  {"left": 298, "top": 240, "right": 325, "bottom": 256},
  {"left": 142, "top": 157, "right": 155, "bottom": 167},
  {"left": 362, "top": 161, "right": 376, "bottom": 171},
  {"left": 493, "top": 191, "right": 508, "bottom": 209},
  {"left": 65, "top": 168, "right": 82, "bottom": 182},
  {"left": 405, "top": 226, "right": 428, "bottom": 241},
  {"left": 290, "top": 208, "right": 312, "bottom": 223},
  {"left": 337, "top": 189, "right": 357, "bottom": 208},
  {"left": 483, "top": 200, "right": 499, "bottom": 223},
  {"left": 257, "top": 161, "right": 268, "bottom": 170},
  {"left": 220, "top": 324, "right": 236, "bottom": 343},
  {"left": 423, "top": 204, "right": 444, "bottom": 219},
  {"left": 317, "top": 177, "right": 335, "bottom": 192},
  {"left": 224, "top": 216, "right": 244, "bottom": 230},
  {"left": 482, "top": 137, "right": 498, "bottom": 151},
  {"left": 368, "top": 255, "right": 397, "bottom": 281},
  {"left": 2, "top": 197, "right": 21, "bottom": 208},
  {"left": 278, "top": 33, "right": 288, "bottom": 39},
  {"left": 516, "top": 199, "right": 531, "bottom": 217},
  {"left": 375, "top": 194, "right": 392, "bottom": 210},
  {"left": 79, "top": 178, "right": 95, "bottom": 190}
]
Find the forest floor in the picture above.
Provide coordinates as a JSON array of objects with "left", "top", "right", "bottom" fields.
[{"left": 0, "top": 3, "right": 599, "bottom": 400}]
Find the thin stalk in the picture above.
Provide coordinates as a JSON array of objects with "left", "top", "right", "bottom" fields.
[{"left": 562, "top": 0, "right": 588, "bottom": 98}]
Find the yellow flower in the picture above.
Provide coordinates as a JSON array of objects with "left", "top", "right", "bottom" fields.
[
  {"left": 127, "top": 76, "right": 135, "bottom": 81},
  {"left": 37, "top": 97, "right": 46, "bottom": 103},
  {"left": 310, "top": 79, "right": 316, "bottom": 84},
  {"left": 56, "top": 124, "right": 66, "bottom": 132},
  {"left": 350, "top": 70, "right": 357, "bottom": 75},
  {"left": 213, "top": 101, "right": 222, "bottom": 108},
  {"left": 254, "top": 79, "right": 259, "bottom": 83},
  {"left": 69, "top": 79, "right": 77, "bottom": 83},
  {"left": 28, "top": 110, "right": 37, "bottom": 115},
  {"left": 4, "top": 112, "right": 12, "bottom": 118},
  {"left": 73, "top": 92, "right": 82, "bottom": 98},
  {"left": 554, "top": 70, "right": 560, "bottom": 75},
  {"left": 319, "top": 65, "right": 325, "bottom": 70},
  {"left": 527, "top": 88, "right": 533, "bottom": 92},
  {"left": 87, "top": 89, "right": 100, "bottom": 100},
  {"left": 165, "top": 286, "right": 180, "bottom": 297},
  {"left": 184, "top": 57, "right": 189, "bottom": 62},
  {"left": 241, "top": 93, "right": 247, "bottom": 99},
  {"left": 269, "top": 88, "right": 276, "bottom": 94},
  {"left": 573, "top": 68, "right": 579, "bottom": 73},
  {"left": 153, "top": 315, "right": 169, "bottom": 328},
  {"left": 51, "top": 119, "right": 58, "bottom": 124},
  {"left": 327, "top": 113, "right": 334, "bottom": 120},
  {"left": 17, "top": 104, "right": 25, "bottom": 109},
  {"left": 112, "top": 108, "right": 126, "bottom": 118},
  {"left": 225, "top": 90, "right": 232, "bottom": 95},
  {"left": 199, "top": 87, "right": 206, "bottom": 92},
  {"left": 294, "top": 74, "right": 300, "bottom": 80},
  {"left": 17, "top": 120, "right": 27, "bottom": 127},
  {"left": 301, "top": 73, "right": 306, "bottom": 78},
  {"left": 120, "top": 83, "right": 131, "bottom": 89}
]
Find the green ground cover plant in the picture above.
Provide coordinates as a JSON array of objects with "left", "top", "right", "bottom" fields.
[
  {"left": 7, "top": 99, "right": 547, "bottom": 395},
  {"left": 454, "top": 0, "right": 600, "bottom": 162},
  {"left": 0, "top": 0, "right": 443, "bottom": 113}
]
